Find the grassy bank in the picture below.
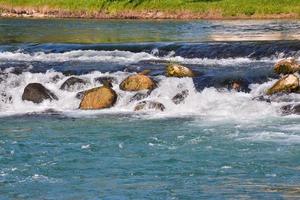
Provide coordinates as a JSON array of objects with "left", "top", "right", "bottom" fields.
[{"left": 0, "top": 0, "right": 300, "bottom": 19}]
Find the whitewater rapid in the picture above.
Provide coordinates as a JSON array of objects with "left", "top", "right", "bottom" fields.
[
  {"left": 0, "top": 68, "right": 283, "bottom": 120},
  {"left": 0, "top": 48, "right": 299, "bottom": 120}
]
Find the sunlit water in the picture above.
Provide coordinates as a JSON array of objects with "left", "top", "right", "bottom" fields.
[{"left": 0, "top": 18, "right": 300, "bottom": 199}]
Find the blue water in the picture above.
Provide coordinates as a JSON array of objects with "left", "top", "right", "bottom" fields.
[{"left": 1, "top": 19, "right": 300, "bottom": 199}]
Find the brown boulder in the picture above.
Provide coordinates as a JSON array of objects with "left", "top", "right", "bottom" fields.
[
  {"left": 119, "top": 74, "right": 156, "bottom": 91},
  {"left": 166, "top": 63, "right": 195, "bottom": 77},
  {"left": 79, "top": 86, "right": 117, "bottom": 110},
  {"left": 267, "top": 74, "right": 299, "bottom": 95},
  {"left": 274, "top": 58, "right": 300, "bottom": 74}
]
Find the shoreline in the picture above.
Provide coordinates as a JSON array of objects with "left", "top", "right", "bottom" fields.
[{"left": 0, "top": 8, "right": 299, "bottom": 20}]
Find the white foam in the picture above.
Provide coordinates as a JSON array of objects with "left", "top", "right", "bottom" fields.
[
  {"left": 239, "top": 131, "right": 300, "bottom": 144},
  {"left": 0, "top": 69, "right": 297, "bottom": 123}
]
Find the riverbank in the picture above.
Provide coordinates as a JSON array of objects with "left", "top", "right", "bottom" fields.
[{"left": 0, "top": 0, "right": 299, "bottom": 19}]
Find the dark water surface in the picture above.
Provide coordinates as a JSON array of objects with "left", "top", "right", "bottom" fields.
[
  {"left": 0, "top": 18, "right": 300, "bottom": 199},
  {"left": 0, "top": 18, "right": 300, "bottom": 43}
]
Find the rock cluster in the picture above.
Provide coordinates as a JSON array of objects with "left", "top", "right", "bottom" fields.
[
  {"left": 267, "top": 59, "right": 300, "bottom": 95},
  {"left": 20, "top": 59, "right": 300, "bottom": 115}
]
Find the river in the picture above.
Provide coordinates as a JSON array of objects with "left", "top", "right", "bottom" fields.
[{"left": 0, "top": 18, "right": 300, "bottom": 199}]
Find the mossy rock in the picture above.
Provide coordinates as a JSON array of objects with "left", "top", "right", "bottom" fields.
[
  {"left": 79, "top": 86, "right": 117, "bottom": 110},
  {"left": 166, "top": 63, "right": 195, "bottom": 78},
  {"left": 119, "top": 74, "right": 156, "bottom": 91},
  {"left": 274, "top": 58, "right": 300, "bottom": 74},
  {"left": 267, "top": 74, "right": 299, "bottom": 95}
]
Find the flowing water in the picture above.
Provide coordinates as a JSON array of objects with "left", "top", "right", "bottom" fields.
[{"left": 1, "top": 18, "right": 300, "bottom": 199}]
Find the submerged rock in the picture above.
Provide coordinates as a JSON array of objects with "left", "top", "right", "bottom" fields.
[
  {"left": 134, "top": 101, "right": 165, "bottom": 112},
  {"left": 94, "top": 76, "right": 117, "bottom": 87},
  {"left": 26, "top": 108, "right": 63, "bottom": 116},
  {"left": 129, "top": 90, "right": 152, "bottom": 102},
  {"left": 230, "top": 80, "right": 250, "bottom": 92},
  {"left": 22, "top": 83, "right": 58, "bottom": 103},
  {"left": 274, "top": 58, "right": 300, "bottom": 74},
  {"left": 79, "top": 86, "right": 117, "bottom": 110},
  {"left": 60, "top": 77, "right": 88, "bottom": 91},
  {"left": 252, "top": 95, "right": 271, "bottom": 103},
  {"left": 266, "top": 74, "right": 299, "bottom": 95},
  {"left": 0, "top": 92, "right": 13, "bottom": 103},
  {"left": 166, "top": 63, "right": 195, "bottom": 78},
  {"left": 75, "top": 91, "right": 85, "bottom": 100},
  {"left": 221, "top": 79, "right": 250, "bottom": 92},
  {"left": 172, "top": 90, "right": 189, "bottom": 104},
  {"left": 51, "top": 75, "right": 62, "bottom": 83},
  {"left": 119, "top": 74, "right": 156, "bottom": 91},
  {"left": 281, "top": 104, "right": 300, "bottom": 115}
]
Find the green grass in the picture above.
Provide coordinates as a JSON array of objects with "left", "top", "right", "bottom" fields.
[{"left": 1, "top": 0, "right": 300, "bottom": 18}]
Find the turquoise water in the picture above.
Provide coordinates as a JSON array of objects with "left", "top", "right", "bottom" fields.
[
  {"left": 1, "top": 115, "right": 300, "bottom": 199},
  {"left": 1, "top": 19, "right": 300, "bottom": 199}
]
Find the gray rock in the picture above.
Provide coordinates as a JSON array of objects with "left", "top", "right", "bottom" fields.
[
  {"left": 252, "top": 95, "right": 271, "bottom": 103},
  {"left": 60, "top": 77, "right": 87, "bottom": 91},
  {"left": 281, "top": 104, "right": 300, "bottom": 115},
  {"left": 94, "top": 76, "right": 117, "bottom": 87},
  {"left": 75, "top": 91, "right": 85, "bottom": 100},
  {"left": 22, "top": 83, "right": 58, "bottom": 103},
  {"left": 172, "top": 90, "right": 189, "bottom": 104},
  {"left": 134, "top": 101, "right": 165, "bottom": 112},
  {"left": 129, "top": 90, "right": 152, "bottom": 103}
]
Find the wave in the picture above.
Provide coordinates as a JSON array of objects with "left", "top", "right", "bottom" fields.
[
  {"left": 0, "top": 49, "right": 274, "bottom": 66},
  {"left": 1, "top": 41, "right": 300, "bottom": 59}
]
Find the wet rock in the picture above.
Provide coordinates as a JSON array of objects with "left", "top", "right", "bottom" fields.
[
  {"left": 166, "top": 63, "right": 195, "bottom": 78},
  {"left": 252, "top": 95, "right": 271, "bottom": 103},
  {"left": 281, "top": 104, "right": 300, "bottom": 115},
  {"left": 134, "top": 101, "right": 165, "bottom": 112},
  {"left": 60, "top": 77, "right": 88, "bottom": 91},
  {"left": 172, "top": 90, "right": 189, "bottom": 104},
  {"left": 75, "top": 91, "right": 85, "bottom": 100},
  {"left": 120, "top": 74, "right": 156, "bottom": 91},
  {"left": 22, "top": 83, "right": 58, "bottom": 103},
  {"left": 26, "top": 109, "right": 63, "bottom": 116},
  {"left": 129, "top": 91, "right": 152, "bottom": 102},
  {"left": 0, "top": 73, "right": 5, "bottom": 83},
  {"left": 274, "top": 58, "right": 300, "bottom": 74},
  {"left": 266, "top": 74, "right": 299, "bottom": 95},
  {"left": 222, "top": 79, "right": 250, "bottom": 92},
  {"left": 0, "top": 92, "right": 13, "bottom": 103},
  {"left": 79, "top": 86, "right": 117, "bottom": 110},
  {"left": 94, "top": 76, "right": 117, "bottom": 87},
  {"left": 51, "top": 75, "right": 62, "bottom": 83},
  {"left": 62, "top": 70, "right": 77, "bottom": 76}
]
